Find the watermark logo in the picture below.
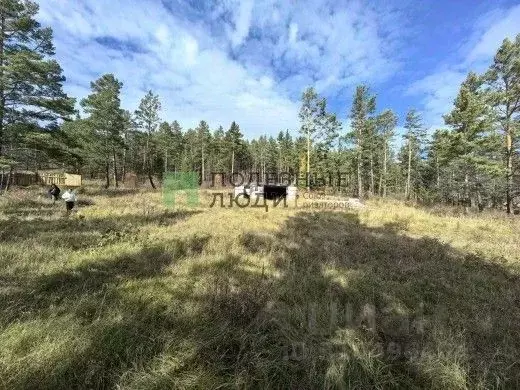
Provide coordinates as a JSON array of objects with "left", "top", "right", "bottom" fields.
[
  {"left": 163, "top": 171, "right": 199, "bottom": 207},
  {"left": 209, "top": 171, "right": 349, "bottom": 188},
  {"left": 269, "top": 299, "right": 429, "bottom": 362}
]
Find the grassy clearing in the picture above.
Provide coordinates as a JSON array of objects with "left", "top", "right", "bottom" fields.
[{"left": 0, "top": 185, "right": 519, "bottom": 389}]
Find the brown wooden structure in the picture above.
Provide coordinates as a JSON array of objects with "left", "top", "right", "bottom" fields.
[{"left": 2, "top": 171, "right": 82, "bottom": 187}]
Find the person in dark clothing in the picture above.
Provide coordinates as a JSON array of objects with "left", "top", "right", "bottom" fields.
[{"left": 49, "top": 184, "right": 61, "bottom": 204}]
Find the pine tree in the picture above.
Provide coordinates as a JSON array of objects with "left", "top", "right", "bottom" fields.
[
  {"left": 211, "top": 125, "right": 226, "bottom": 173},
  {"left": 135, "top": 90, "right": 161, "bottom": 189},
  {"left": 376, "top": 109, "right": 397, "bottom": 197},
  {"left": 444, "top": 72, "right": 496, "bottom": 210},
  {"left": 182, "top": 128, "right": 196, "bottom": 173},
  {"left": 349, "top": 85, "right": 376, "bottom": 198},
  {"left": 299, "top": 87, "right": 320, "bottom": 188},
  {"left": 284, "top": 130, "right": 297, "bottom": 179},
  {"left": 120, "top": 110, "right": 133, "bottom": 182},
  {"left": 80, "top": 74, "right": 124, "bottom": 188},
  {"left": 267, "top": 136, "right": 279, "bottom": 177},
  {"left": 403, "top": 109, "right": 425, "bottom": 200},
  {"left": 225, "top": 121, "right": 245, "bottom": 178},
  {"left": 156, "top": 121, "right": 173, "bottom": 174},
  {"left": 0, "top": 0, "right": 74, "bottom": 156},
  {"left": 427, "top": 129, "right": 454, "bottom": 197},
  {"left": 169, "top": 120, "right": 184, "bottom": 173},
  {"left": 61, "top": 117, "right": 96, "bottom": 174},
  {"left": 484, "top": 34, "right": 520, "bottom": 213},
  {"left": 299, "top": 87, "right": 340, "bottom": 189},
  {"left": 195, "top": 120, "right": 211, "bottom": 182},
  {"left": 276, "top": 131, "right": 285, "bottom": 174},
  {"left": 254, "top": 135, "right": 268, "bottom": 182}
]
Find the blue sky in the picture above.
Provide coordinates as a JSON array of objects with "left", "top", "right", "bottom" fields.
[{"left": 38, "top": 0, "right": 520, "bottom": 139}]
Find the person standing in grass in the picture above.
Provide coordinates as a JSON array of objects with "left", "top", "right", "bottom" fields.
[
  {"left": 48, "top": 184, "right": 61, "bottom": 204},
  {"left": 61, "top": 188, "right": 77, "bottom": 214}
]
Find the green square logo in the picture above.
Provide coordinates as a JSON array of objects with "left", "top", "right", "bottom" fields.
[{"left": 163, "top": 172, "right": 199, "bottom": 207}]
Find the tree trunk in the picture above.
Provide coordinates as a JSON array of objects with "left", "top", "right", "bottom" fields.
[
  {"left": 278, "top": 148, "right": 282, "bottom": 176},
  {"left": 164, "top": 149, "right": 168, "bottom": 173},
  {"left": 506, "top": 126, "right": 513, "bottom": 214},
  {"left": 122, "top": 148, "right": 126, "bottom": 184},
  {"left": 207, "top": 158, "right": 211, "bottom": 186},
  {"left": 378, "top": 161, "right": 383, "bottom": 197},
  {"left": 4, "top": 166, "right": 12, "bottom": 193},
  {"left": 369, "top": 151, "right": 374, "bottom": 196},
  {"left": 436, "top": 155, "right": 440, "bottom": 187},
  {"left": 0, "top": 13, "right": 5, "bottom": 157},
  {"left": 476, "top": 182, "right": 483, "bottom": 212},
  {"left": 382, "top": 142, "right": 388, "bottom": 197},
  {"left": 464, "top": 172, "right": 469, "bottom": 214},
  {"left": 405, "top": 139, "right": 412, "bottom": 200},
  {"left": 201, "top": 145, "right": 205, "bottom": 184},
  {"left": 145, "top": 132, "right": 156, "bottom": 189},
  {"left": 306, "top": 128, "right": 311, "bottom": 191},
  {"left": 492, "top": 179, "right": 498, "bottom": 209},
  {"left": 148, "top": 154, "right": 156, "bottom": 189},
  {"left": 231, "top": 149, "right": 235, "bottom": 178},
  {"left": 148, "top": 173, "right": 156, "bottom": 189},
  {"left": 357, "top": 135, "right": 363, "bottom": 199},
  {"left": 105, "top": 160, "right": 110, "bottom": 188},
  {"left": 113, "top": 149, "right": 119, "bottom": 188},
  {"left": 143, "top": 147, "right": 147, "bottom": 173}
]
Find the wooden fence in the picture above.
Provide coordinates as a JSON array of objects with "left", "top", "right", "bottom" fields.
[
  {"left": 39, "top": 173, "right": 65, "bottom": 186},
  {"left": 0, "top": 172, "right": 38, "bottom": 187},
  {"left": 1, "top": 172, "right": 82, "bottom": 187},
  {"left": 40, "top": 173, "right": 82, "bottom": 187}
]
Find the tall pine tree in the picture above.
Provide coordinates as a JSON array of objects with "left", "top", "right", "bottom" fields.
[
  {"left": 484, "top": 34, "right": 520, "bottom": 213},
  {"left": 299, "top": 87, "right": 339, "bottom": 189},
  {"left": 0, "top": 0, "right": 74, "bottom": 156},
  {"left": 376, "top": 109, "right": 397, "bottom": 197},
  {"left": 135, "top": 90, "right": 161, "bottom": 189},
  {"left": 444, "top": 72, "right": 497, "bottom": 210},
  {"left": 80, "top": 74, "right": 124, "bottom": 188},
  {"left": 403, "top": 109, "right": 425, "bottom": 200},
  {"left": 349, "top": 85, "right": 376, "bottom": 198}
]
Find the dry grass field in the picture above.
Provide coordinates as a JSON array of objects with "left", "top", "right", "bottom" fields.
[{"left": 1, "top": 185, "right": 519, "bottom": 389}]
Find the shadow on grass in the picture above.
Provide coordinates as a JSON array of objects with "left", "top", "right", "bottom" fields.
[
  {"left": 0, "top": 210, "right": 202, "bottom": 250},
  {"left": 0, "top": 235, "right": 210, "bottom": 389},
  {"left": 0, "top": 199, "right": 61, "bottom": 217},
  {"left": 226, "top": 212, "right": 520, "bottom": 388},
  {"left": 1, "top": 201, "right": 97, "bottom": 222},
  {"left": 0, "top": 245, "right": 175, "bottom": 323},
  {"left": 1, "top": 211, "right": 520, "bottom": 389}
]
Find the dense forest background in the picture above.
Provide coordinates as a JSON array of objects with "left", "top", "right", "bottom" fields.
[{"left": 0, "top": 0, "right": 519, "bottom": 212}]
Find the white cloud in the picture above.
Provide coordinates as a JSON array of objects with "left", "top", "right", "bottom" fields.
[
  {"left": 407, "top": 4, "right": 520, "bottom": 128},
  {"left": 406, "top": 70, "right": 467, "bottom": 126},
  {"left": 252, "top": 0, "right": 403, "bottom": 96},
  {"left": 288, "top": 22, "right": 298, "bottom": 45},
  {"left": 154, "top": 25, "right": 170, "bottom": 47},
  {"left": 37, "top": 0, "right": 404, "bottom": 138},
  {"left": 183, "top": 35, "right": 199, "bottom": 66},
  {"left": 466, "top": 5, "right": 520, "bottom": 64},
  {"left": 230, "top": 0, "right": 255, "bottom": 47}
]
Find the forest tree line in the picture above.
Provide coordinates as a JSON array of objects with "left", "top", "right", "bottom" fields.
[{"left": 0, "top": 0, "right": 518, "bottom": 212}]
